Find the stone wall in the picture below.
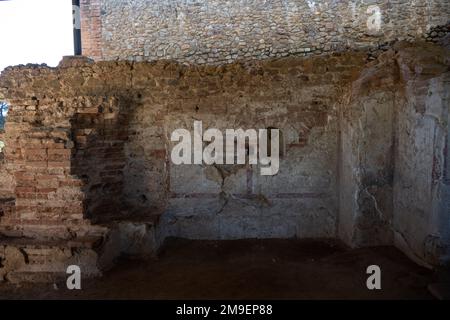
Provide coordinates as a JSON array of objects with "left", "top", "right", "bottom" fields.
[
  {"left": 81, "top": 0, "right": 450, "bottom": 64},
  {"left": 0, "top": 54, "right": 366, "bottom": 241},
  {"left": 0, "top": 42, "right": 449, "bottom": 281},
  {"left": 137, "top": 54, "right": 364, "bottom": 239},
  {"left": 0, "top": 54, "right": 366, "bottom": 281},
  {"left": 338, "top": 42, "right": 450, "bottom": 267}
]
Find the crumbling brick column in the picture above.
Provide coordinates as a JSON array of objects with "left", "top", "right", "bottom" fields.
[
  {"left": 0, "top": 57, "right": 127, "bottom": 282},
  {"left": 2, "top": 79, "right": 84, "bottom": 226}
]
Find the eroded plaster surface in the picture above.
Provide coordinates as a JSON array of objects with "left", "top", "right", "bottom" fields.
[{"left": 0, "top": 42, "right": 448, "bottom": 281}]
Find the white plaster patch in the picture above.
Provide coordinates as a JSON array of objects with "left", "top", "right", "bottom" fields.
[{"left": 367, "top": 5, "right": 382, "bottom": 32}]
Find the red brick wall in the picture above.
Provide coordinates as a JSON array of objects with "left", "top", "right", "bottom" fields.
[{"left": 80, "top": 0, "right": 102, "bottom": 60}]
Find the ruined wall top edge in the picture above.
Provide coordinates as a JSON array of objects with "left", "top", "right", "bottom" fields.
[{"left": 78, "top": 0, "right": 450, "bottom": 64}]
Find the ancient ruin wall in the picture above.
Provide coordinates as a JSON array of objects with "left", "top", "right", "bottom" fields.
[
  {"left": 140, "top": 54, "right": 365, "bottom": 239},
  {"left": 338, "top": 42, "right": 450, "bottom": 267},
  {"left": 81, "top": 0, "right": 450, "bottom": 64},
  {"left": 393, "top": 44, "right": 450, "bottom": 266},
  {"left": 0, "top": 43, "right": 449, "bottom": 280},
  {"left": 0, "top": 54, "right": 367, "bottom": 242},
  {"left": 338, "top": 49, "right": 400, "bottom": 248}
]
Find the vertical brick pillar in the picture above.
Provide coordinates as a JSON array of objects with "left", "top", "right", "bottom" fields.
[{"left": 80, "top": 0, "right": 103, "bottom": 60}]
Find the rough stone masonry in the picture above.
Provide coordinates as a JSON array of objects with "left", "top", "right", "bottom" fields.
[
  {"left": 0, "top": 0, "right": 448, "bottom": 283},
  {"left": 0, "top": 41, "right": 449, "bottom": 282},
  {"left": 81, "top": 0, "right": 450, "bottom": 63}
]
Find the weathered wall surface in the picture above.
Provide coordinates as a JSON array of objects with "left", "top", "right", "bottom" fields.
[
  {"left": 151, "top": 55, "right": 363, "bottom": 239},
  {"left": 81, "top": 0, "right": 450, "bottom": 64},
  {"left": 338, "top": 42, "right": 450, "bottom": 267},
  {"left": 0, "top": 53, "right": 366, "bottom": 281},
  {"left": 0, "top": 54, "right": 365, "bottom": 244},
  {"left": 0, "top": 42, "right": 449, "bottom": 282},
  {"left": 393, "top": 44, "right": 450, "bottom": 266},
  {"left": 339, "top": 51, "right": 399, "bottom": 247}
]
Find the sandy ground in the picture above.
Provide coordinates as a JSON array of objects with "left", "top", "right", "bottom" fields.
[{"left": 0, "top": 238, "right": 436, "bottom": 299}]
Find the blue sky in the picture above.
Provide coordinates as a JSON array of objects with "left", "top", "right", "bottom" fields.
[{"left": 0, "top": 0, "right": 73, "bottom": 72}]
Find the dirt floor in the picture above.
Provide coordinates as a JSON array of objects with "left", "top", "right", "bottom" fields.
[{"left": 0, "top": 238, "right": 437, "bottom": 299}]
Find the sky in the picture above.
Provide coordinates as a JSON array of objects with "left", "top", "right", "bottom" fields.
[{"left": 0, "top": 0, "right": 74, "bottom": 72}]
